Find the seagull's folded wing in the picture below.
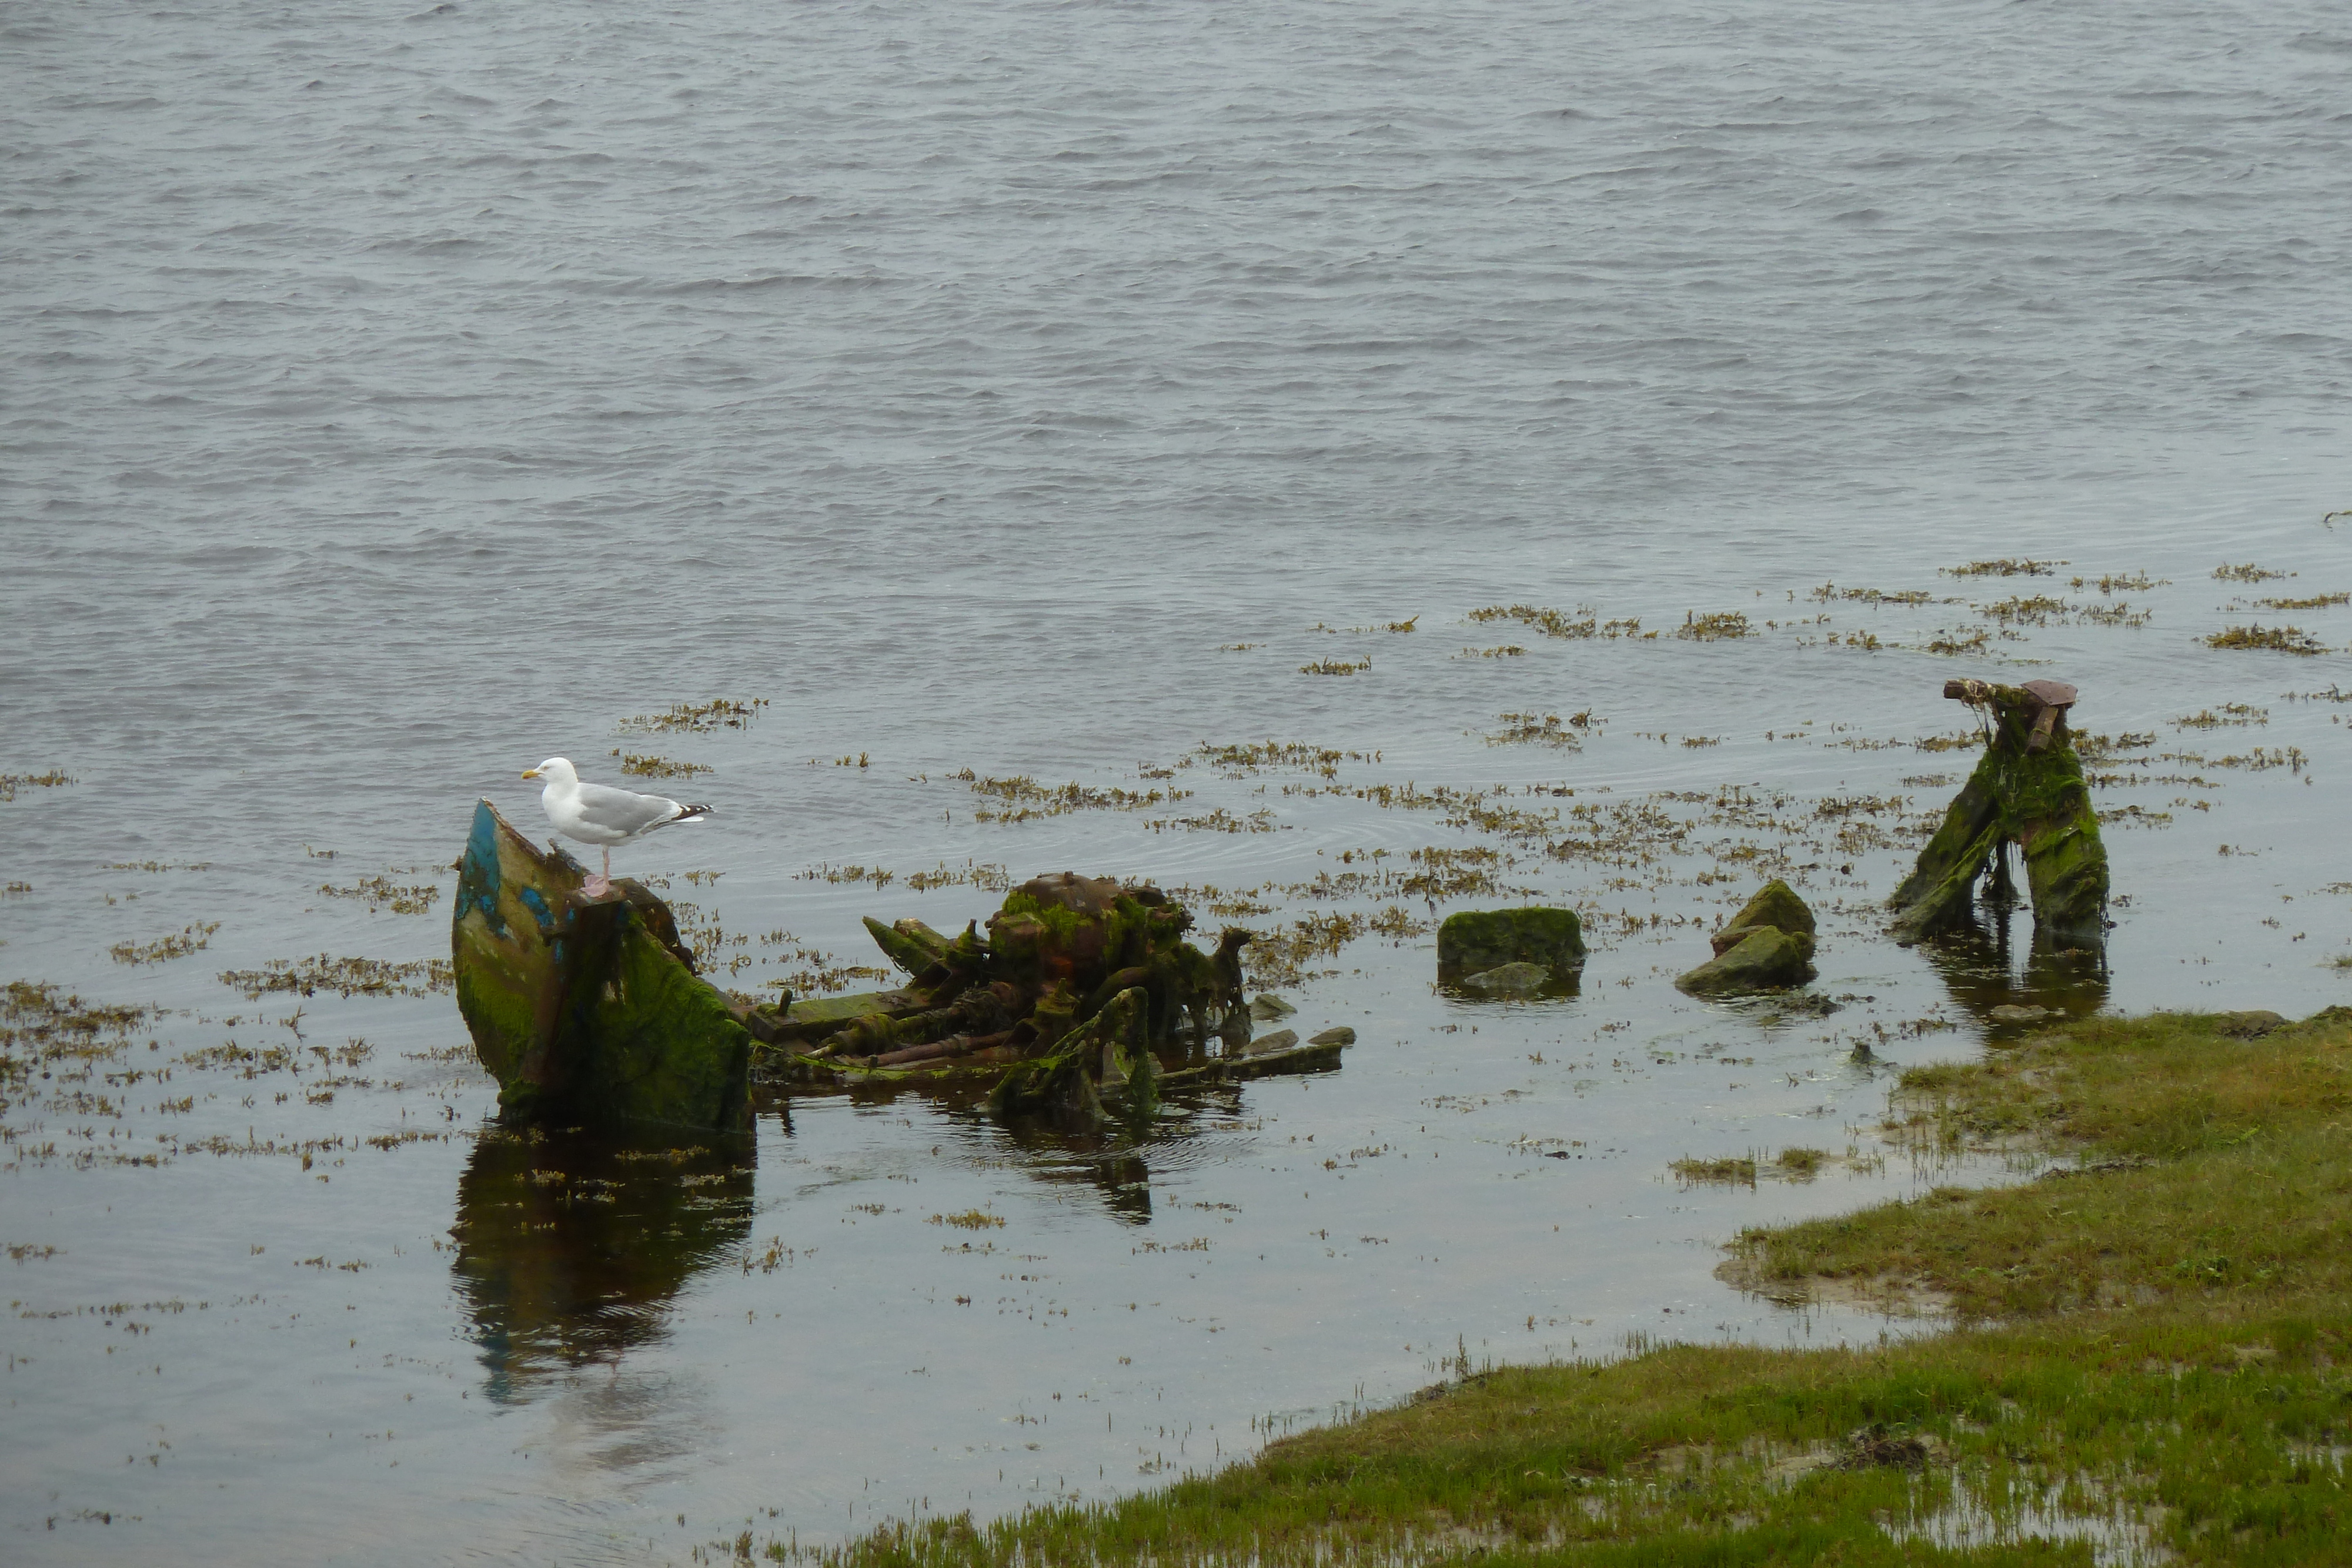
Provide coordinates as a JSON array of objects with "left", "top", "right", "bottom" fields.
[{"left": 572, "top": 781, "right": 689, "bottom": 837}]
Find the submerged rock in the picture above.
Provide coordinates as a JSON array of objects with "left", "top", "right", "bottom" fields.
[
  {"left": 453, "top": 800, "right": 751, "bottom": 1134},
  {"left": 1756, "top": 993, "right": 1843, "bottom": 1024},
  {"left": 1250, "top": 993, "right": 1298, "bottom": 1022},
  {"left": 1460, "top": 961, "right": 1552, "bottom": 995},
  {"left": 1437, "top": 907, "right": 1585, "bottom": 981},
  {"left": 1308, "top": 1027, "right": 1357, "bottom": 1046}
]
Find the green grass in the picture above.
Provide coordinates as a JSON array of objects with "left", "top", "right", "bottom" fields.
[{"left": 779, "top": 1008, "right": 2352, "bottom": 1567}]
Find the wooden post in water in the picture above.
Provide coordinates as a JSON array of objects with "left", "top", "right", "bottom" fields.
[{"left": 1889, "top": 679, "right": 2109, "bottom": 951}]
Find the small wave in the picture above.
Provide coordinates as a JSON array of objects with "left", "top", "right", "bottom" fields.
[{"left": 649, "top": 272, "right": 891, "bottom": 295}]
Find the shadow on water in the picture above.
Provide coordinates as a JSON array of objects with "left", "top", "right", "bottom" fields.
[{"left": 449, "top": 1125, "right": 757, "bottom": 1403}]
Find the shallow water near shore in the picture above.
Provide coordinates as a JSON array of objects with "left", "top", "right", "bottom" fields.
[{"left": 7, "top": 0, "right": 2352, "bottom": 1561}]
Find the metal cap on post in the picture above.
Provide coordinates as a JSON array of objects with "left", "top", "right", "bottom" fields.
[{"left": 2019, "top": 679, "right": 2078, "bottom": 751}]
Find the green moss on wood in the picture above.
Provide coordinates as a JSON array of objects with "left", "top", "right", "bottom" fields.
[
  {"left": 1890, "top": 688, "right": 2108, "bottom": 948},
  {"left": 560, "top": 901, "right": 751, "bottom": 1133}
]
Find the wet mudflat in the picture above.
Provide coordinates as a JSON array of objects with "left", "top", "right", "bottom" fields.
[{"left": 8, "top": 0, "right": 2352, "bottom": 1560}]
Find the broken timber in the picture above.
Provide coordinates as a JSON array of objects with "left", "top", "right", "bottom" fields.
[
  {"left": 450, "top": 823, "right": 1351, "bottom": 1130},
  {"left": 1888, "top": 678, "right": 2109, "bottom": 951},
  {"left": 744, "top": 872, "right": 1341, "bottom": 1111}
]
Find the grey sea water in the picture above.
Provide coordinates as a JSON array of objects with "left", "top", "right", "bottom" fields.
[{"left": 5, "top": 1, "right": 2350, "bottom": 1562}]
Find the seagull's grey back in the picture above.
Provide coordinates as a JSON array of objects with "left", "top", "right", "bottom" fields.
[{"left": 573, "top": 780, "right": 696, "bottom": 837}]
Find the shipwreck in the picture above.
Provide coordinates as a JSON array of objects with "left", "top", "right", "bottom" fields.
[{"left": 452, "top": 801, "right": 1357, "bottom": 1134}]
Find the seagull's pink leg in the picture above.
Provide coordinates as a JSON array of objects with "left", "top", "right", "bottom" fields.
[{"left": 583, "top": 847, "right": 613, "bottom": 898}]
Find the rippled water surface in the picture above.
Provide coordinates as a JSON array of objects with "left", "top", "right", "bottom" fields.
[{"left": 6, "top": 0, "right": 2351, "bottom": 1561}]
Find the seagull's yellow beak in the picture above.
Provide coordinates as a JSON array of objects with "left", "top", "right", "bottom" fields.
[{"left": 520, "top": 768, "right": 543, "bottom": 780}]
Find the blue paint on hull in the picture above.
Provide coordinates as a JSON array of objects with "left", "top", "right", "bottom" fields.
[{"left": 459, "top": 798, "right": 508, "bottom": 936}]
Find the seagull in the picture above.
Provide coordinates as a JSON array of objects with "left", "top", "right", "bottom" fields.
[{"left": 520, "top": 757, "right": 713, "bottom": 897}]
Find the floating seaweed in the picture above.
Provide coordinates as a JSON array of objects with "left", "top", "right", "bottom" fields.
[
  {"left": 317, "top": 875, "right": 442, "bottom": 915},
  {"left": 220, "top": 954, "right": 452, "bottom": 999},
  {"left": 1943, "top": 559, "right": 2065, "bottom": 577},
  {"left": 612, "top": 751, "right": 713, "bottom": 779},
  {"left": 0, "top": 770, "right": 74, "bottom": 803},
  {"left": 1469, "top": 603, "right": 1595, "bottom": 639},
  {"left": 1676, "top": 611, "right": 1752, "bottom": 641},
  {"left": 109, "top": 922, "right": 220, "bottom": 966},
  {"left": 2206, "top": 625, "right": 2329, "bottom": 656},
  {"left": 617, "top": 697, "right": 768, "bottom": 734},
  {"left": 1484, "top": 711, "right": 1592, "bottom": 748}
]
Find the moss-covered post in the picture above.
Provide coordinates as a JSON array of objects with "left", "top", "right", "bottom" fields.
[{"left": 1890, "top": 679, "right": 2108, "bottom": 951}]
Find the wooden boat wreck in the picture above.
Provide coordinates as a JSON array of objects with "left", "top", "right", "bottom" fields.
[{"left": 451, "top": 801, "right": 1354, "bottom": 1134}]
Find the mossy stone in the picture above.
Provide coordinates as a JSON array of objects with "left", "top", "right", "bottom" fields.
[
  {"left": 1676, "top": 928, "right": 1817, "bottom": 995},
  {"left": 1710, "top": 880, "right": 1816, "bottom": 957},
  {"left": 1437, "top": 908, "right": 1586, "bottom": 978}
]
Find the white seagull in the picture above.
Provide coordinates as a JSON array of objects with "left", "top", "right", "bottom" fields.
[{"left": 520, "top": 757, "right": 713, "bottom": 897}]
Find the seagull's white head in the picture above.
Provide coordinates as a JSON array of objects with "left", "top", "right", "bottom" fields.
[{"left": 522, "top": 757, "right": 577, "bottom": 787}]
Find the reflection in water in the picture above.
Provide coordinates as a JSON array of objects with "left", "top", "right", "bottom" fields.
[
  {"left": 816, "top": 1050, "right": 1329, "bottom": 1226},
  {"left": 993, "top": 1126, "right": 1159, "bottom": 1222},
  {"left": 1436, "top": 971, "right": 1584, "bottom": 1003},
  {"left": 1919, "top": 884, "right": 2110, "bottom": 1031},
  {"left": 450, "top": 1126, "right": 757, "bottom": 1403}
]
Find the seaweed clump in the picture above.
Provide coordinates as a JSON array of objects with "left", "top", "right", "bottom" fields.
[{"left": 2206, "top": 625, "right": 2329, "bottom": 656}]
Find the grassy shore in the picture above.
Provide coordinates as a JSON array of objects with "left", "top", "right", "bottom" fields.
[{"left": 796, "top": 1007, "right": 2352, "bottom": 1566}]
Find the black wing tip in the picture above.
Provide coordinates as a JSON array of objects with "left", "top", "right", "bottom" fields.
[{"left": 676, "top": 803, "right": 716, "bottom": 821}]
